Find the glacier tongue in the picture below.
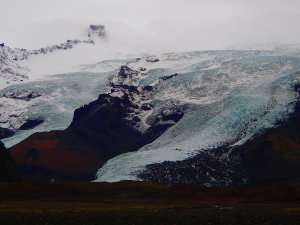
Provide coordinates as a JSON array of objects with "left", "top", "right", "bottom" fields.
[{"left": 95, "top": 50, "right": 300, "bottom": 182}]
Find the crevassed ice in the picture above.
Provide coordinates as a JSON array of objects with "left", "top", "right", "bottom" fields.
[
  {"left": 1, "top": 71, "right": 112, "bottom": 147},
  {"left": 95, "top": 51, "right": 300, "bottom": 182}
]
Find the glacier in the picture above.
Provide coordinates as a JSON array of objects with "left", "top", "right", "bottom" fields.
[
  {"left": 1, "top": 46, "right": 300, "bottom": 183},
  {"left": 95, "top": 50, "right": 300, "bottom": 182}
]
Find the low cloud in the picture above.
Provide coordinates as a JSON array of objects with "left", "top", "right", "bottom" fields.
[{"left": 1, "top": 0, "right": 300, "bottom": 50}]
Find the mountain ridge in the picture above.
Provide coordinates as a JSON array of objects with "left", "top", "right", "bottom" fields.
[{"left": 0, "top": 24, "right": 105, "bottom": 88}]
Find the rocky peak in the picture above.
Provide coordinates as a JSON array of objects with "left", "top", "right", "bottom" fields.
[
  {"left": 72, "top": 61, "right": 183, "bottom": 135},
  {"left": 105, "top": 62, "right": 183, "bottom": 133},
  {"left": 88, "top": 25, "right": 105, "bottom": 38},
  {"left": 111, "top": 65, "right": 141, "bottom": 87}
]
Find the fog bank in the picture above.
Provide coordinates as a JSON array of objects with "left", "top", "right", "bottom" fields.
[{"left": 1, "top": 0, "right": 300, "bottom": 51}]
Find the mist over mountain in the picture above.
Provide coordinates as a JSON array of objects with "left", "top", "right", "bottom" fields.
[{"left": 1, "top": 0, "right": 300, "bottom": 51}]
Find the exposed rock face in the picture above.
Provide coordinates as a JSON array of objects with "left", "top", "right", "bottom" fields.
[
  {"left": 19, "top": 119, "right": 44, "bottom": 130},
  {"left": 88, "top": 25, "right": 105, "bottom": 38},
  {"left": 139, "top": 100, "right": 300, "bottom": 187},
  {"left": 0, "top": 127, "right": 15, "bottom": 139},
  {"left": 0, "top": 141, "right": 21, "bottom": 181},
  {"left": 10, "top": 63, "right": 184, "bottom": 181}
]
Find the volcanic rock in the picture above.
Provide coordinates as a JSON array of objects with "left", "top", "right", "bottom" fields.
[{"left": 0, "top": 127, "right": 14, "bottom": 139}]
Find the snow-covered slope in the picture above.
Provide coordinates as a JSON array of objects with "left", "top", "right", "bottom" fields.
[
  {"left": 0, "top": 25, "right": 107, "bottom": 89},
  {"left": 0, "top": 46, "right": 30, "bottom": 87},
  {"left": 0, "top": 40, "right": 97, "bottom": 88}
]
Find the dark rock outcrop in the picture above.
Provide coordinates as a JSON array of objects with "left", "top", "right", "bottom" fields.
[
  {"left": 0, "top": 127, "right": 14, "bottom": 139},
  {"left": 88, "top": 25, "right": 105, "bottom": 38},
  {"left": 0, "top": 141, "right": 21, "bottom": 181},
  {"left": 10, "top": 65, "right": 183, "bottom": 181},
  {"left": 19, "top": 119, "right": 44, "bottom": 130}
]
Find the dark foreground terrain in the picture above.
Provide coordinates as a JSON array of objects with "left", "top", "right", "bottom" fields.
[{"left": 0, "top": 181, "right": 299, "bottom": 225}]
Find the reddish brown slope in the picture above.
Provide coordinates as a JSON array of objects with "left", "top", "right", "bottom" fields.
[{"left": 10, "top": 131, "right": 106, "bottom": 181}]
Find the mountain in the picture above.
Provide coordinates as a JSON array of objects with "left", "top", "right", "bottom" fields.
[
  {"left": 0, "top": 25, "right": 107, "bottom": 136},
  {"left": 9, "top": 59, "right": 183, "bottom": 181},
  {"left": 8, "top": 50, "right": 300, "bottom": 185},
  {"left": 2, "top": 25, "right": 300, "bottom": 185}
]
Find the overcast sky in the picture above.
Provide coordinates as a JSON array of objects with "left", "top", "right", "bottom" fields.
[{"left": 1, "top": 0, "right": 300, "bottom": 50}]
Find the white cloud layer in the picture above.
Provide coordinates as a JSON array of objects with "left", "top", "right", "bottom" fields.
[{"left": 1, "top": 0, "right": 300, "bottom": 50}]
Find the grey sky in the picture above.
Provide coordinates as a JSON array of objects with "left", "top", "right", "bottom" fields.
[{"left": 1, "top": 0, "right": 300, "bottom": 50}]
